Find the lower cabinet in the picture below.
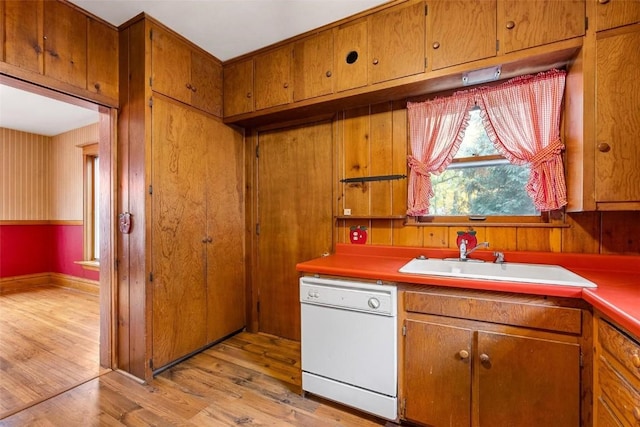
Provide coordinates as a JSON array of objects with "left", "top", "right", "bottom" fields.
[
  {"left": 594, "top": 315, "right": 640, "bottom": 426},
  {"left": 400, "top": 286, "right": 587, "bottom": 427}
]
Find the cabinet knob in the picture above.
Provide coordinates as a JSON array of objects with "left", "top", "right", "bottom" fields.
[
  {"left": 632, "top": 353, "right": 640, "bottom": 368},
  {"left": 202, "top": 236, "right": 208, "bottom": 243},
  {"left": 598, "top": 0, "right": 610, "bottom": 4},
  {"left": 432, "top": 42, "right": 440, "bottom": 50},
  {"left": 325, "top": 70, "right": 332, "bottom": 78},
  {"left": 283, "top": 82, "right": 289, "bottom": 89},
  {"left": 480, "top": 353, "right": 490, "bottom": 363},
  {"left": 458, "top": 349, "right": 469, "bottom": 359},
  {"left": 246, "top": 92, "right": 252, "bottom": 98},
  {"left": 94, "top": 83, "right": 101, "bottom": 91},
  {"left": 372, "top": 58, "right": 379, "bottom": 65},
  {"left": 506, "top": 21, "right": 516, "bottom": 30},
  {"left": 597, "top": 142, "right": 611, "bottom": 152}
]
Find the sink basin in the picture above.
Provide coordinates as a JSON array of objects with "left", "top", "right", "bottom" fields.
[{"left": 399, "top": 258, "right": 597, "bottom": 288}]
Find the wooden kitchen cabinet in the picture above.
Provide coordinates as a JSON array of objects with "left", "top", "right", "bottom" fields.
[
  {"left": 499, "top": 0, "right": 585, "bottom": 54},
  {"left": 401, "top": 287, "right": 585, "bottom": 427},
  {"left": 594, "top": 24, "right": 640, "bottom": 206},
  {"left": 594, "top": 315, "right": 640, "bottom": 426},
  {"left": 428, "top": 0, "right": 496, "bottom": 71},
  {"left": 254, "top": 45, "right": 293, "bottom": 110},
  {"left": 293, "top": 30, "right": 333, "bottom": 102},
  {"left": 223, "top": 58, "right": 254, "bottom": 117},
  {"left": 368, "top": 0, "right": 425, "bottom": 84},
  {"left": 43, "top": 0, "right": 87, "bottom": 89},
  {"left": 334, "top": 19, "right": 368, "bottom": 92},
  {"left": 87, "top": 17, "right": 118, "bottom": 101},
  {"left": 150, "top": 24, "right": 222, "bottom": 117},
  {"left": 3, "top": 0, "right": 42, "bottom": 74},
  {"left": 594, "top": 0, "right": 640, "bottom": 32}
]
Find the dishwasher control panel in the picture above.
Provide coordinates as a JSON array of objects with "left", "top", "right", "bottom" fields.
[{"left": 300, "top": 277, "right": 396, "bottom": 315}]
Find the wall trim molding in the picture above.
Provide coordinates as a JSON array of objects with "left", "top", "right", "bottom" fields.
[
  {"left": 0, "top": 220, "right": 83, "bottom": 225},
  {"left": 0, "top": 272, "right": 98, "bottom": 295}
]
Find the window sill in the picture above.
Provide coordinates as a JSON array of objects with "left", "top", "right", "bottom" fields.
[{"left": 74, "top": 260, "right": 100, "bottom": 271}]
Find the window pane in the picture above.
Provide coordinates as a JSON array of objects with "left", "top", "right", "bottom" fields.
[{"left": 454, "top": 108, "right": 495, "bottom": 158}]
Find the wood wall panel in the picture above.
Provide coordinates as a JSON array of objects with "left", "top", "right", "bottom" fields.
[
  {"left": 50, "top": 123, "right": 97, "bottom": 220},
  {"left": 0, "top": 128, "right": 50, "bottom": 220}
]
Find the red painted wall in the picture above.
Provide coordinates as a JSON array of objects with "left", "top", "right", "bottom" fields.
[{"left": 0, "top": 224, "right": 99, "bottom": 280}]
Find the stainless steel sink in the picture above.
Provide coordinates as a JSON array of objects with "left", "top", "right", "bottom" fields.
[{"left": 398, "top": 258, "right": 597, "bottom": 288}]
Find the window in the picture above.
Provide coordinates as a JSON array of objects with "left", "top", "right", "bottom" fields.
[
  {"left": 429, "top": 108, "right": 538, "bottom": 217},
  {"left": 83, "top": 143, "right": 99, "bottom": 261}
]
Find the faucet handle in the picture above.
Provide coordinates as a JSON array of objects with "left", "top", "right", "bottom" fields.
[{"left": 494, "top": 251, "right": 505, "bottom": 263}]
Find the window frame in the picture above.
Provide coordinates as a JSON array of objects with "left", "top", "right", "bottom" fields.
[{"left": 82, "top": 143, "right": 99, "bottom": 261}]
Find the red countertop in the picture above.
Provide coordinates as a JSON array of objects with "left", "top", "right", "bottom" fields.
[{"left": 296, "top": 244, "right": 640, "bottom": 338}]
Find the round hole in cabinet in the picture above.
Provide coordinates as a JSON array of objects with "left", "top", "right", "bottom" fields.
[{"left": 346, "top": 51, "right": 359, "bottom": 64}]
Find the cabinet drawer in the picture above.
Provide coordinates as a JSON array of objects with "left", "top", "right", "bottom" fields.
[
  {"left": 598, "top": 355, "right": 640, "bottom": 426},
  {"left": 597, "top": 397, "right": 624, "bottom": 427},
  {"left": 404, "top": 290, "right": 582, "bottom": 334},
  {"left": 599, "top": 319, "right": 640, "bottom": 383}
]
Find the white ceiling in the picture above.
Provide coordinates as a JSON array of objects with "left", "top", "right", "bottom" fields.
[{"left": 1, "top": 0, "right": 387, "bottom": 136}]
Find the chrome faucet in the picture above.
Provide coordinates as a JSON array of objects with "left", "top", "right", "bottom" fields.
[{"left": 460, "top": 241, "right": 489, "bottom": 260}]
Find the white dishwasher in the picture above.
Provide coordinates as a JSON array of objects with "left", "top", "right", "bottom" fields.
[{"left": 300, "top": 276, "right": 398, "bottom": 421}]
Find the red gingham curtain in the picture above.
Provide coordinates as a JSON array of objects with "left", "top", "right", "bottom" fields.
[
  {"left": 406, "top": 94, "right": 474, "bottom": 216},
  {"left": 475, "top": 69, "right": 567, "bottom": 211}
]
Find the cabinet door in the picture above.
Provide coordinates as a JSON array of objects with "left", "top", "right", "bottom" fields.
[
  {"left": 191, "top": 50, "right": 223, "bottom": 117},
  {"left": 205, "top": 120, "right": 245, "bottom": 342},
  {"left": 403, "top": 320, "right": 472, "bottom": 426},
  {"left": 595, "top": 0, "right": 640, "bottom": 32},
  {"left": 429, "top": 0, "right": 496, "bottom": 70},
  {"left": 595, "top": 24, "right": 640, "bottom": 203},
  {"left": 293, "top": 30, "right": 333, "bottom": 102},
  {"left": 500, "top": 0, "right": 585, "bottom": 53},
  {"left": 369, "top": 0, "right": 425, "bottom": 84},
  {"left": 223, "top": 58, "right": 254, "bottom": 117},
  {"left": 150, "top": 25, "right": 191, "bottom": 105},
  {"left": 477, "top": 331, "right": 580, "bottom": 426},
  {"left": 87, "top": 18, "right": 118, "bottom": 100},
  {"left": 334, "top": 19, "right": 368, "bottom": 92},
  {"left": 151, "top": 97, "right": 208, "bottom": 370},
  {"left": 4, "top": 0, "right": 43, "bottom": 74},
  {"left": 43, "top": 0, "right": 87, "bottom": 88},
  {"left": 254, "top": 45, "right": 292, "bottom": 110}
]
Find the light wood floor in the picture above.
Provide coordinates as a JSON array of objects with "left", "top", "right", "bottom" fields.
[
  {"left": 1, "top": 289, "right": 390, "bottom": 426},
  {"left": 0, "top": 285, "right": 105, "bottom": 419}
]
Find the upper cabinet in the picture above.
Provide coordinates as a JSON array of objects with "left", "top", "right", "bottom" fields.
[
  {"left": 334, "top": 19, "right": 368, "bottom": 92},
  {"left": 428, "top": 0, "right": 497, "bottom": 70},
  {"left": 150, "top": 25, "right": 222, "bottom": 117},
  {"left": 594, "top": 0, "right": 640, "bottom": 32},
  {"left": 223, "top": 58, "right": 254, "bottom": 117},
  {"left": 43, "top": 0, "right": 87, "bottom": 89},
  {"left": 293, "top": 30, "right": 333, "bottom": 102},
  {"left": 368, "top": 0, "right": 426, "bottom": 84},
  {"left": 1, "top": 0, "right": 118, "bottom": 106},
  {"left": 499, "top": 0, "right": 585, "bottom": 53},
  {"left": 254, "top": 45, "right": 292, "bottom": 110}
]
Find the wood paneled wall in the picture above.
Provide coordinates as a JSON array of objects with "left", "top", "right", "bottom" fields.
[
  {"left": 334, "top": 103, "right": 640, "bottom": 256},
  {"left": 1, "top": 128, "right": 51, "bottom": 220},
  {"left": 1, "top": 124, "right": 96, "bottom": 222}
]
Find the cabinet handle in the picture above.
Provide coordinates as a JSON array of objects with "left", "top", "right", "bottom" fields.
[
  {"left": 458, "top": 349, "right": 469, "bottom": 359},
  {"left": 186, "top": 83, "right": 192, "bottom": 90},
  {"left": 283, "top": 82, "right": 289, "bottom": 89},
  {"left": 207, "top": 237, "right": 213, "bottom": 243},
  {"left": 506, "top": 21, "right": 515, "bottom": 30},
  {"left": 201, "top": 236, "right": 208, "bottom": 243},
  {"left": 480, "top": 353, "right": 490, "bottom": 363},
  {"left": 598, "top": 0, "right": 610, "bottom": 4},
  {"left": 597, "top": 142, "right": 611, "bottom": 152},
  {"left": 325, "top": 70, "right": 332, "bottom": 78},
  {"left": 373, "top": 58, "right": 379, "bottom": 65},
  {"left": 246, "top": 92, "right": 252, "bottom": 98},
  {"left": 632, "top": 353, "right": 640, "bottom": 368},
  {"left": 432, "top": 42, "right": 440, "bottom": 50}
]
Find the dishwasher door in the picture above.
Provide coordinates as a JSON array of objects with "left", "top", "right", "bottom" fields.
[{"left": 300, "top": 277, "right": 397, "bottom": 419}]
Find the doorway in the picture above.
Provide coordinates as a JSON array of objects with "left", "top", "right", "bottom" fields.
[{"left": 0, "top": 76, "right": 114, "bottom": 418}]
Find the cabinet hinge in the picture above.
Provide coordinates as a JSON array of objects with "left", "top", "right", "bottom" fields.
[
  {"left": 585, "top": 16, "right": 589, "bottom": 31},
  {"left": 149, "top": 77, "right": 153, "bottom": 87},
  {"left": 149, "top": 29, "right": 153, "bottom": 40},
  {"left": 149, "top": 272, "right": 153, "bottom": 282},
  {"left": 496, "top": 39, "right": 500, "bottom": 52},
  {"left": 424, "top": 4, "right": 428, "bottom": 15},
  {"left": 257, "top": 300, "right": 260, "bottom": 313},
  {"left": 580, "top": 351, "right": 584, "bottom": 367},
  {"left": 149, "top": 185, "right": 153, "bottom": 195},
  {"left": 149, "top": 358, "right": 153, "bottom": 369},
  {"left": 425, "top": 57, "right": 427, "bottom": 68},
  {"left": 149, "top": 97, "right": 153, "bottom": 108},
  {"left": 256, "top": 223, "right": 261, "bottom": 235},
  {"left": 255, "top": 144, "right": 259, "bottom": 158},
  {"left": 115, "top": 259, "right": 119, "bottom": 271},
  {"left": 402, "top": 323, "right": 407, "bottom": 336}
]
